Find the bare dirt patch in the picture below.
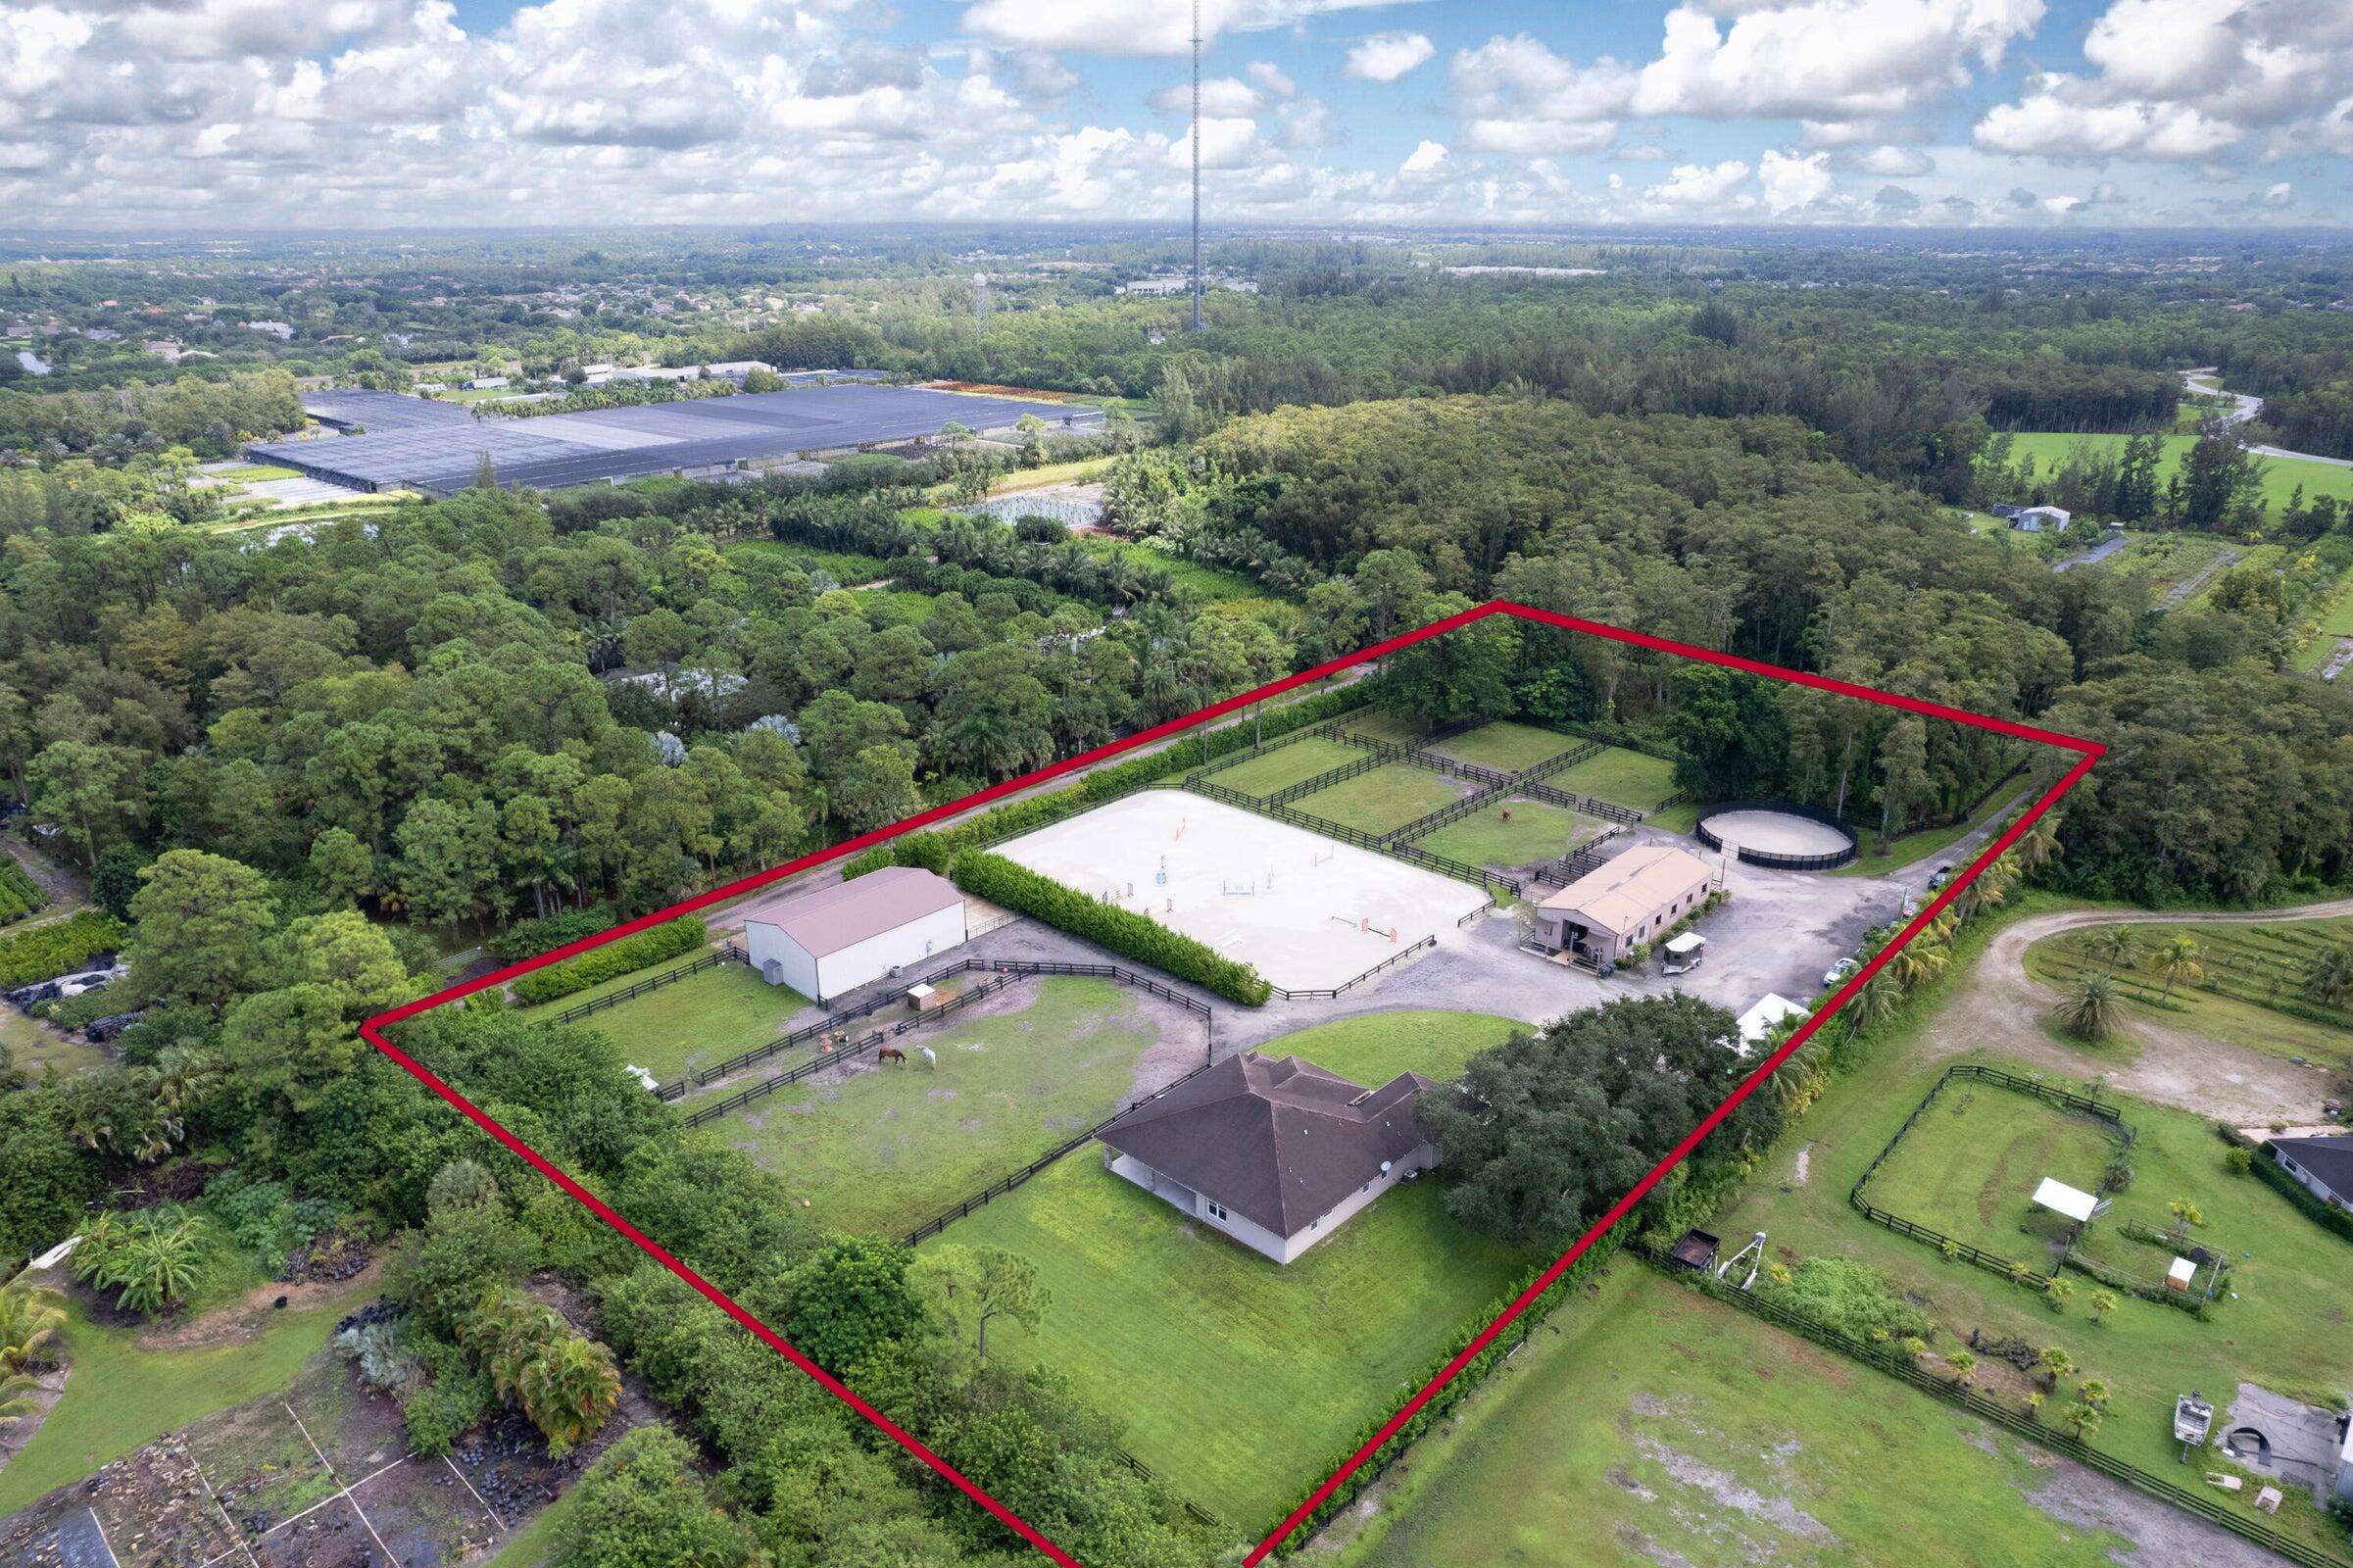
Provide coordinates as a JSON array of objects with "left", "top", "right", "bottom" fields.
[{"left": 136, "top": 1256, "right": 385, "bottom": 1355}]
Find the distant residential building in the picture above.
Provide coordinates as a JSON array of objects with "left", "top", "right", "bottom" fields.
[
  {"left": 1119, "top": 273, "right": 1258, "bottom": 296},
  {"left": 245, "top": 320, "right": 295, "bottom": 340},
  {"left": 143, "top": 340, "right": 184, "bottom": 360},
  {"left": 597, "top": 360, "right": 777, "bottom": 385},
  {"left": 465, "top": 376, "right": 510, "bottom": 390},
  {"left": 82, "top": 327, "right": 121, "bottom": 342},
  {"left": 2012, "top": 505, "right": 2072, "bottom": 532},
  {"left": 2271, "top": 1136, "right": 2353, "bottom": 1213}
]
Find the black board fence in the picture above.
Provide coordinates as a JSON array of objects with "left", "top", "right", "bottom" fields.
[
  {"left": 1268, "top": 935, "right": 1437, "bottom": 1002},
  {"left": 1653, "top": 1258, "right": 2353, "bottom": 1568},
  {"left": 546, "top": 943, "right": 746, "bottom": 1025},
  {"left": 1262, "top": 750, "right": 1386, "bottom": 806},
  {"left": 669, "top": 956, "right": 1214, "bottom": 1108},
  {"left": 1695, "top": 800, "right": 1861, "bottom": 872},
  {"left": 1849, "top": 1064, "right": 2130, "bottom": 1291},
  {"left": 902, "top": 1048, "right": 1230, "bottom": 1247}
]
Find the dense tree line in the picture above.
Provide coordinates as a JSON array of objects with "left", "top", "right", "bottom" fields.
[{"left": 0, "top": 368, "right": 307, "bottom": 460}]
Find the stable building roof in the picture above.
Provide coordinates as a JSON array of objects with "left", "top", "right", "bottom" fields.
[{"left": 740, "top": 866, "right": 962, "bottom": 960}]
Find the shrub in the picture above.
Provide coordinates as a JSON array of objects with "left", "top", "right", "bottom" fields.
[
  {"left": 509, "top": 917, "right": 708, "bottom": 1005},
  {"left": 487, "top": 906, "right": 618, "bottom": 962},
  {"left": 399, "top": 1338, "right": 494, "bottom": 1456},
  {"left": 0, "top": 911, "right": 126, "bottom": 988},
  {"left": 950, "top": 853, "right": 1270, "bottom": 1004},
  {"left": 0, "top": 859, "right": 46, "bottom": 924}
]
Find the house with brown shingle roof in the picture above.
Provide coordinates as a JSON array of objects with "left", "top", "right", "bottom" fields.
[{"left": 1098, "top": 1051, "right": 1439, "bottom": 1264}]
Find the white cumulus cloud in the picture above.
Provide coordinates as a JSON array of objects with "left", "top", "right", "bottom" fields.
[{"left": 1346, "top": 31, "right": 1435, "bottom": 81}]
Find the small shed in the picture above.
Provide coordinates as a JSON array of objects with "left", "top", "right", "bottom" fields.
[{"left": 2167, "top": 1255, "right": 2197, "bottom": 1292}]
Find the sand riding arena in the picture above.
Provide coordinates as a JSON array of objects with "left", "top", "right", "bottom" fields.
[{"left": 993, "top": 789, "right": 1489, "bottom": 993}]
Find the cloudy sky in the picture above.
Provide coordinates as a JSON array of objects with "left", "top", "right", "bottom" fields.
[{"left": 3, "top": 0, "right": 2349, "bottom": 230}]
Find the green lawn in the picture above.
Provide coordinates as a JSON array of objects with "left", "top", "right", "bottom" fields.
[
  {"left": 705, "top": 977, "right": 1159, "bottom": 1240},
  {"left": 1858, "top": 1080, "right": 2123, "bottom": 1259},
  {"left": 2005, "top": 432, "right": 2353, "bottom": 512},
  {"left": 0, "top": 1287, "right": 371, "bottom": 1516},
  {"left": 1545, "top": 746, "right": 1678, "bottom": 811},
  {"left": 554, "top": 960, "right": 813, "bottom": 1090},
  {"left": 1248, "top": 1008, "right": 1524, "bottom": 1086},
  {"left": 1413, "top": 797, "right": 1599, "bottom": 869},
  {"left": 929, "top": 1154, "right": 1531, "bottom": 1529},
  {"left": 1077, "top": 537, "right": 1277, "bottom": 603},
  {"left": 1430, "top": 721, "right": 1583, "bottom": 773},
  {"left": 1296, "top": 763, "right": 1468, "bottom": 836},
  {"left": 1710, "top": 1052, "right": 2353, "bottom": 1547},
  {"left": 2025, "top": 918, "right": 2353, "bottom": 1071},
  {"left": 1212, "top": 736, "right": 1366, "bottom": 798},
  {"left": 1333, "top": 1268, "right": 2163, "bottom": 1568},
  {"left": 2289, "top": 566, "right": 2353, "bottom": 670}
]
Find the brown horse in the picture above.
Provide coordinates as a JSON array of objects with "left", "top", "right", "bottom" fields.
[{"left": 877, "top": 1046, "right": 907, "bottom": 1065}]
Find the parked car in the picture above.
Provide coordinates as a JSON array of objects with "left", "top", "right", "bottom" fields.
[
  {"left": 1929, "top": 863, "right": 1954, "bottom": 890},
  {"left": 1823, "top": 956, "right": 1858, "bottom": 987}
]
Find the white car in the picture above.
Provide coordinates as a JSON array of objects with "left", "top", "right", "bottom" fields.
[{"left": 1823, "top": 956, "right": 1859, "bottom": 987}]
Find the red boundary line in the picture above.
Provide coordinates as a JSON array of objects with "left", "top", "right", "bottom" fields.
[{"left": 360, "top": 602, "right": 2100, "bottom": 1566}]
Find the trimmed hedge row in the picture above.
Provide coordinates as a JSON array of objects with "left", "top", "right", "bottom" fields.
[
  {"left": 948, "top": 853, "right": 1271, "bottom": 1006},
  {"left": 843, "top": 683, "right": 1377, "bottom": 886},
  {"left": 2222, "top": 1125, "right": 2353, "bottom": 1245},
  {"left": 0, "top": 911, "right": 127, "bottom": 988},
  {"left": 509, "top": 916, "right": 709, "bottom": 1006},
  {"left": 1264, "top": 1235, "right": 1627, "bottom": 1554}
]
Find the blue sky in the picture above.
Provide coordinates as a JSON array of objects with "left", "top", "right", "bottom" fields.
[{"left": 2, "top": 0, "right": 2347, "bottom": 228}]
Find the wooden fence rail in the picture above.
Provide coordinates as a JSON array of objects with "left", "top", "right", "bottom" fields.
[{"left": 547, "top": 943, "right": 746, "bottom": 1025}]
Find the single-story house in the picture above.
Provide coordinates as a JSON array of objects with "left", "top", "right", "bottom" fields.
[
  {"left": 741, "top": 866, "right": 966, "bottom": 1002},
  {"left": 1533, "top": 844, "right": 1713, "bottom": 968},
  {"left": 2012, "top": 505, "right": 2072, "bottom": 532},
  {"left": 1098, "top": 1052, "right": 1438, "bottom": 1265},
  {"left": 2270, "top": 1135, "right": 2353, "bottom": 1214}
]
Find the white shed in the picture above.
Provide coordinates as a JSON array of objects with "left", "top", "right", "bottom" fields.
[{"left": 742, "top": 866, "right": 967, "bottom": 1002}]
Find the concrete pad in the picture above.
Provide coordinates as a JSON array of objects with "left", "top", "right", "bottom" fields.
[{"left": 1703, "top": 808, "right": 1853, "bottom": 859}]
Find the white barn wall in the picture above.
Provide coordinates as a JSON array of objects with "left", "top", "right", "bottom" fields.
[
  {"left": 746, "top": 921, "right": 820, "bottom": 997},
  {"left": 747, "top": 901, "right": 966, "bottom": 1001}
]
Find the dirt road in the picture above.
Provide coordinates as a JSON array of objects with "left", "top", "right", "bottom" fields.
[{"left": 1917, "top": 900, "right": 2353, "bottom": 1125}]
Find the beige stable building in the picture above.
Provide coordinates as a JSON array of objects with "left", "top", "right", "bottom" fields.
[{"left": 1534, "top": 844, "right": 1713, "bottom": 967}]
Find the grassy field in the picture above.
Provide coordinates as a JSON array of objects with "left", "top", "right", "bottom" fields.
[
  {"left": 1859, "top": 1080, "right": 2124, "bottom": 1259},
  {"left": 0, "top": 1008, "right": 110, "bottom": 1080},
  {"left": 2005, "top": 432, "right": 2353, "bottom": 512},
  {"left": 0, "top": 1287, "right": 372, "bottom": 1516},
  {"left": 1710, "top": 1052, "right": 2353, "bottom": 1535},
  {"left": 2289, "top": 566, "right": 2353, "bottom": 670},
  {"left": 553, "top": 960, "right": 812, "bottom": 1089},
  {"left": 1339, "top": 710, "right": 1432, "bottom": 745},
  {"left": 920, "top": 1009, "right": 1525, "bottom": 1528},
  {"left": 1546, "top": 746, "right": 1677, "bottom": 811},
  {"left": 1431, "top": 721, "right": 1583, "bottom": 773},
  {"left": 931, "top": 1155, "right": 1530, "bottom": 1529},
  {"left": 1414, "top": 797, "right": 1600, "bottom": 869},
  {"left": 1297, "top": 763, "right": 1468, "bottom": 836},
  {"left": 1072, "top": 538, "right": 1279, "bottom": 605},
  {"left": 2025, "top": 918, "right": 2353, "bottom": 1071},
  {"left": 707, "top": 977, "right": 1162, "bottom": 1239},
  {"left": 1332, "top": 1267, "right": 2162, "bottom": 1568},
  {"left": 1212, "top": 735, "right": 1365, "bottom": 797}
]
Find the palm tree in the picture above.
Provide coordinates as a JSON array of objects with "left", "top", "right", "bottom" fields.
[
  {"left": 2038, "top": 1346, "right": 2074, "bottom": 1387},
  {"left": 2086, "top": 924, "right": 2138, "bottom": 969},
  {"left": 101, "top": 1213, "right": 208, "bottom": 1314},
  {"left": 1888, "top": 936, "right": 1950, "bottom": 991},
  {"left": 1947, "top": 1350, "right": 1977, "bottom": 1387},
  {"left": 0, "top": 1281, "right": 66, "bottom": 1375},
  {"left": 0, "top": 1370, "right": 46, "bottom": 1421},
  {"left": 516, "top": 1336, "right": 620, "bottom": 1457},
  {"left": 2088, "top": 1290, "right": 2119, "bottom": 1327},
  {"left": 2151, "top": 935, "right": 2204, "bottom": 1001},
  {"left": 2054, "top": 971, "right": 2120, "bottom": 1042},
  {"left": 2303, "top": 944, "right": 2353, "bottom": 1007},
  {"left": 2062, "top": 1400, "right": 2102, "bottom": 1443}
]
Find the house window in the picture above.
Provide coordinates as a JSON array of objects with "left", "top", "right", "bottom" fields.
[{"left": 1206, "top": 1200, "right": 1228, "bottom": 1222}]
